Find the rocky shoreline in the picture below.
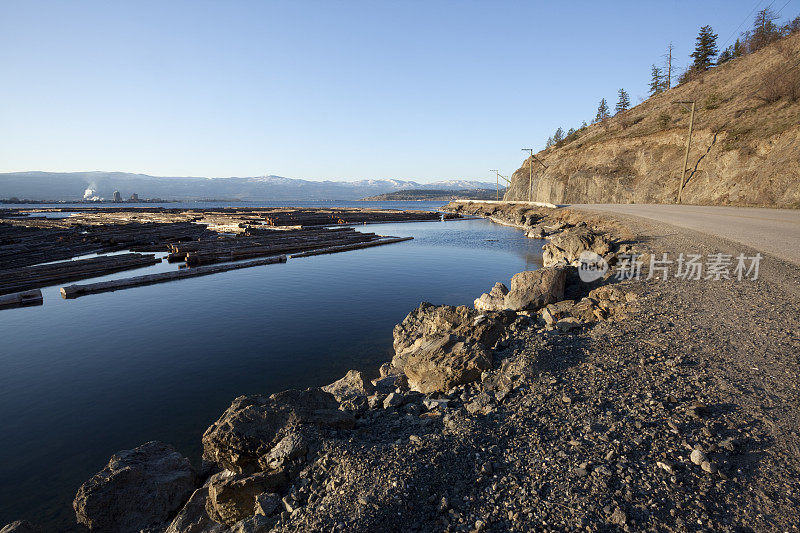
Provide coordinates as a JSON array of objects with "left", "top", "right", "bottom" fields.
[{"left": 5, "top": 202, "right": 799, "bottom": 532}]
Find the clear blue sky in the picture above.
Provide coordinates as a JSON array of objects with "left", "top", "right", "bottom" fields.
[{"left": 1, "top": 0, "right": 796, "bottom": 182}]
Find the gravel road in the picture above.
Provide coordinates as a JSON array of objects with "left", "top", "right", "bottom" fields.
[{"left": 568, "top": 204, "right": 800, "bottom": 266}]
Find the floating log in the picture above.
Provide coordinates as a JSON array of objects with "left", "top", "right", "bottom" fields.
[
  {"left": 289, "top": 236, "right": 413, "bottom": 258},
  {"left": 61, "top": 254, "right": 287, "bottom": 299},
  {"left": 0, "top": 289, "right": 43, "bottom": 310},
  {"left": 167, "top": 252, "right": 188, "bottom": 263}
]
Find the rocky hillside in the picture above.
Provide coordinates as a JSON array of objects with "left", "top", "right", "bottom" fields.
[{"left": 505, "top": 32, "right": 800, "bottom": 207}]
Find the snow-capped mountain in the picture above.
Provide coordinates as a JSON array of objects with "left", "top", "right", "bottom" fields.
[{"left": 0, "top": 171, "right": 497, "bottom": 201}]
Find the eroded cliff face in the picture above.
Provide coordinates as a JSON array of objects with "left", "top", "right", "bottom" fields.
[{"left": 505, "top": 32, "right": 800, "bottom": 207}]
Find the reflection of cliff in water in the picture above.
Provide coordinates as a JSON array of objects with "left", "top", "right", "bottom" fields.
[{"left": 521, "top": 248, "right": 545, "bottom": 271}]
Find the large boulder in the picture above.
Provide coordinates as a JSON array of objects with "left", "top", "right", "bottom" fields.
[
  {"left": 568, "top": 298, "right": 601, "bottom": 323},
  {"left": 392, "top": 302, "right": 514, "bottom": 357},
  {"left": 503, "top": 268, "right": 566, "bottom": 311},
  {"left": 542, "top": 227, "right": 612, "bottom": 267},
  {"left": 400, "top": 334, "right": 493, "bottom": 393},
  {"left": 473, "top": 282, "right": 509, "bottom": 312},
  {"left": 73, "top": 441, "right": 197, "bottom": 533},
  {"left": 391, "top": 304, "right": 513, "bottom": 393},
  {"left": 322, "top": 370, "right": 374, "bottom": 401},
  {"left": 263, "top": 433, "right": 308, "bottom": 470},
  {"left": 165, "top": 487, "right": 226, "bottom": 533},
  {"left": 205, "top": 471, "right": 288, "bottom": 525},
  {"left": 202, "top": 388, "right": 354, "bottom": 474}
]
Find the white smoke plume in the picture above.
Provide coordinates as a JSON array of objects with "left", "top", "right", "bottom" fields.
[{"left": 83, "top": 185, "right": 102, "bottom": 201}]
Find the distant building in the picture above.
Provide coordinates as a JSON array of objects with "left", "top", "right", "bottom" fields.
[
  {"left": 112, "top": 190, "right": 122, "bottom": 203},
  {"left": 129, "top": 193, "right": 139, "bottom": 201}
]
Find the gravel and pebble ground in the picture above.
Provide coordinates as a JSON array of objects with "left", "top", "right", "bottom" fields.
[{"left": 268, "top": 211, "right": 800, "bottom": 532}]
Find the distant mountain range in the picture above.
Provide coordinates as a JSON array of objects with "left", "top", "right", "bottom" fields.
[
  {"left": 0, "top": 171, "right": 496, "bottom": 202},
  {"left": 361, "top": 188, "right": 505, "bottom": 201}
]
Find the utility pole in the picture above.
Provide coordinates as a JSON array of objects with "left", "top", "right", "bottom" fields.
[
  {"left": 673, "top": 100, "right": 696, "bottom": 203},
  {"left": 521, "top": 149, "right": 533, "bottom": 201},
  {"left": 490, "top": 169, "right": 510, "bottom": 201},
  {"left": 498, "top": 172, "right": 508, "bottom": 200},
  {"left": 521, "top": 149, "right": 548, "bottom": 202}
]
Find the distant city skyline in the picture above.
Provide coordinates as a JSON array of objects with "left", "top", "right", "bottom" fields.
[{"left": 1, "top": 0, "right": 796, "bottom": 182}]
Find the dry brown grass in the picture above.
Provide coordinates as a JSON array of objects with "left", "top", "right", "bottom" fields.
[
  {"left": 551, "top": 32, "right": 800, "bottom": 153},
  {"left": 757, "top": 44, "right": 800, "bottom": 103}
]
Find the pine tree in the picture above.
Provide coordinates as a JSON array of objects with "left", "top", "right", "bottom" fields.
[
  {"left": 789, "top": 15, "right": 800, "bottom": 34},
  {"left": 690, "top": 25, "right": 719, "bottom": 71},
  {"left": 580, "top": 121, "right": 588, "bottom": 129},
  {"left": 615, "top": 88, "right": 631, "bottom": 113},
  {"left": 733, "top": 38, "right": 744, "bottom": 58},
  {"left": 750, "top": 8, "right": 782, "bottom": 51},
  {"left": 649, "top": 65, "right": 664, "bottom": 96},
  {"left": 718, "top": 37, "right": 746, "bottom": 65},
  {"left": 546, "top": 136, "right": 554, "bottom": 148},
  {"left": 594, "top": 98, "right": 610, "bottom": 123},
  {"left": 553, "top": 127, "right": 565, "bottom": 144}
]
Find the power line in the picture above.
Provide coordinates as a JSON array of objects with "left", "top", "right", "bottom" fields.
[
  {"left": 774, "top": 0, "right": 795, "bottom": 16},
  {"left": 520, "top": 149, "right": 548, "bottom": 202},
  {"left": 719, "top": 0, "right": 771, "bottom": 51},
  {"left": 490, "top": 170, "right": 500, "bottom": 201},
  {"left": 762, "top": 1, "right": 800, "bottom": 79}
]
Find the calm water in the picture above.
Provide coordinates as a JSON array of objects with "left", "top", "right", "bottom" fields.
[{"left": 0, "top": 211, "right": 542, "bottom": 529}]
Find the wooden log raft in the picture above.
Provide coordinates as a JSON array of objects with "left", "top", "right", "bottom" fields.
[
  {"left": 0, "top": 253, "right": 161, "bottom": 296},
  {"left": 165, "top": 226, "right": 364, "bottom": 254},
  {"left": 289, "top": 236, "right": 414, "bottom": 258},
  {"left": 168, "top": 227, "right": 384, "bottom": 267},
  {"left": 0, "top": 289, "right": 43, "bottom": 310},
  {"left": 61, "top": 254, "right": 287, "bottom": 299},
  {"left": 257, "top": 208, "right": 458, "bottom": 226},
  {"left": 0, "top": 221, "right": 212, "bottom": 270},
  {"left": 0, "top": 224, "right": 103, "bottom": 270},
  {"left": 182, "top": 235, "right": 377, "bottom": 265}
]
